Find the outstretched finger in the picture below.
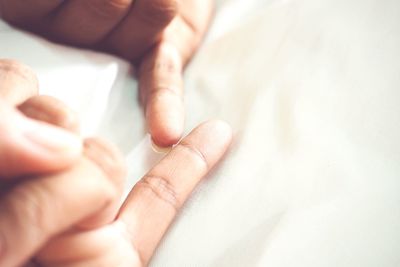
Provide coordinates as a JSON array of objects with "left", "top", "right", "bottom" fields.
[
  {"left": 139, "top": 42, "right": 184, "bottom": 147},
  {"left": 138, "top": 0, "right": 214, "bottom": 147},
  {"left": 117, "top": 120, "right": 232, "bottom": 265}
]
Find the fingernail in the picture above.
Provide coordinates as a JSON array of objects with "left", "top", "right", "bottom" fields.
[
  {"left": 150, "top": 138, "right": 172, "bottom": 154},
  {"left": 21, "top": 117, "right": 82, "bottom": 155}
]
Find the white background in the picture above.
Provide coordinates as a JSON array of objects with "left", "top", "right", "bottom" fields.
[{"left": 1, "top": 0, "right": 399, "bottom": 266}]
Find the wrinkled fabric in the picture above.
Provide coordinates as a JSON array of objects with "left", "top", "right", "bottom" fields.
[{"left": 1, "top": 0, "right": 399, "bottom": 266}]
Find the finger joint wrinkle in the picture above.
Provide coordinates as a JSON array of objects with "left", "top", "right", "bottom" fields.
[
  {"left": 139, "top": 175, "right": 180, "bottom": 211},
  {"left": 178, "top": 141, "right": 209, "bottom": 169}
]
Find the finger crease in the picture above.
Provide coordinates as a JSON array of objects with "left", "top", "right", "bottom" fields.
[
  {"left": 149, "top": 86, "right": 181, "bottom": 97},
  {"left": 139, "top": 175, "right": 179, "bottom": 211},
  {"left": 178, "top": 141, "right": 209, "bottom": 169},
  {"left": 141, "top": 59, "right": 181, "bottom": 75},
  {"left": 84, "top": 0, "right": 131, "bottom": 21},
  {"left": 179, "top": 14, "right": 198, "bottom": 34}
]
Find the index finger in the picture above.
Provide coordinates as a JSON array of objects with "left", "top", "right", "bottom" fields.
[{"left": 117, "top": 120, "right": 232, "bottom": 265}]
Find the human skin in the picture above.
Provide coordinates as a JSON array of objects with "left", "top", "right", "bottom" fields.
[
  {"left": 0, "top": 59, "right": 233, "bottom": 266},
  {"left": 0, "top": 59, "right": 83, "bottom": 178},
  {"left": 33, "top": 120, "right": 232, "bottom": 267},
  {"left": 0, "top": 59, "right": 127, "bottom": 267},
  {"left": 0, "top": 0, "right": 215, "bottom": 147}
]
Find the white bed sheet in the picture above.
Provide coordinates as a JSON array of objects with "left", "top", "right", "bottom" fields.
[{"left": 1, "top": 0, "right": 399, "bottom": 266}]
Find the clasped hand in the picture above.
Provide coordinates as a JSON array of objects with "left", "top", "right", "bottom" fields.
[{"left": 0, "top": 59, "right": 231, "bottom": 267}]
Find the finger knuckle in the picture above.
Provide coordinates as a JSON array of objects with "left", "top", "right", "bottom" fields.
[
  {"left": 141, "top": 47, "right": 182, "bottom": 75},
  {"left": 92, "top": 175, "right": 120, "bottom": 209},
  {"left": 137, "top": 0, "right": 178, "bottom": 27},
  {"left": 85, "top": 0, "right": 133, "bottom": 20},
  {"left": 0, "top": 59, "right": 38, "bottom": 89},
  {"left": 103, "top": 160, "right": 126, "bottom": 197},
  {"left": 138, "top": 175, "right": 180, "bottom": 211},
  {"left": 83, "top": 138, "right": 127, "bottom": 195},
  {"left": 76, "top": 157, "right": 119, "bottom": 209},
  {"left": 0, "top": 59, "right": 39, "bottom": 96},
  {"left": 5, "top": 183, "right": 51, "bottom": 237},
  {"left": 147, "top": 87, "right": 182, "bottom": 104},
  {"left": 0, "top": 1, "right": 18, "bottom": 23},
  {"left": 101, "top": 182, "right": 118, "bottom": 206}
]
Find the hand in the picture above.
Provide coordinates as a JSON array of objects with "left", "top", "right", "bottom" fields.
[
  {"left": 0, "top": 59, "right": 82, "bottom": 177},
  {"left": 0, "top": 59, "right": 126, "bottom": 267},
  {"left": 33, "top": 120, "right": 232, "bottom": 267},
  {"left": 0, "top": 59, "right": 232, "bottom": 267},
  {"left": 0, "top": 138, "right": 126, "bottom": 267},
  {"left": 0, "top": 0, "right": 215, "bottom": 147},
  {"left": 0, "top": 0, "right": 178, "bottom": 61}
]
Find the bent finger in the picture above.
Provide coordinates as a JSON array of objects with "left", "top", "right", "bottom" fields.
[
  {"left": 0, "top": 60, "right": 83, "bottom": 178},
  {"left": 0, "top": 0, "right": 63, "bottom": 25},
  {"left": 0, "top": 100, "right": 82, "bottom": 179},
  {"left": 18, "top": 95, "right": 80, "bottom": 134},
  {"left": 49, "top": 0, "right": 134, "bottom": 45},
  {"left": 106, "top": 0, "right": 178, "bottom": 60},
  {"left": 77, "top": 138, "right": 126, "bottom": 229},
  {"left": 0, "top": 138, "right": 125, "bottom": 267},
  {"left": 118, "top": 120, "right": 232, "bottom": 265}
]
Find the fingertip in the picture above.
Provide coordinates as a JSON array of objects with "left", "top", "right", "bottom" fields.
[
  {"left": 196, "top": 119, "right": 233, "bottom": 147},
  {"left": 150, "top": 122, "right": 183, "bottom": 148},
  {"left": 183, "top": 120, "right": 233, "bottom": 166},
  {"left": 203, "top": 119, "right": 233, "bottom": 143},
  {"left": 151, "top": 138, "right": 173, "bottom": 153},
  {"left": 147, "top": 99, "right": 184, "bottom": 148}
]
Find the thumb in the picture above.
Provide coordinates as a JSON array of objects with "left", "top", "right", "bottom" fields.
[{"left": 0, "top": 100, "right": 82, "bottom": 179}]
